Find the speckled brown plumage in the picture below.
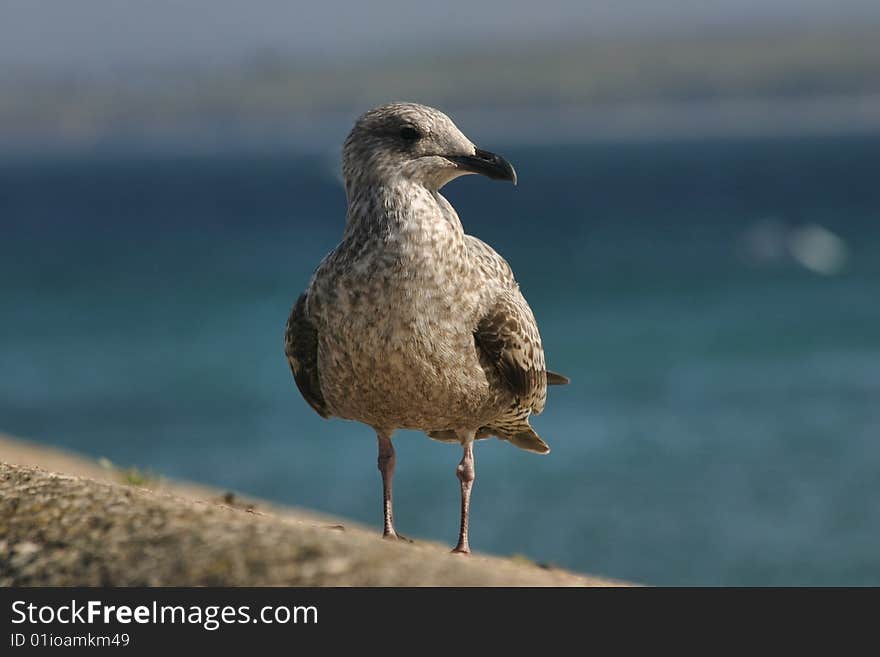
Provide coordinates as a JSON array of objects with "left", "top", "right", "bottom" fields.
[{"left": 284, "top": 103, "right": 568, "bottom": 552}]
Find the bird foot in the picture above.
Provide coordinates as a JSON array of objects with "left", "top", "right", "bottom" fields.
[
  {"left": 383, "top": 530, "right": 413, "bottom": 543},
  {"left": 451, "top": 545, "right": 471, "bottom": 555}
]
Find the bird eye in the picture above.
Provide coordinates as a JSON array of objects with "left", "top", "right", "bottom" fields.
[{"left": 399, "top": 125, "right": 421, "bottom": 141}]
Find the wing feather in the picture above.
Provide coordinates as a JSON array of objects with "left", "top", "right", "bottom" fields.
[
  {"left": 474, "top": 292, "right": 548, "bottom": 414},
  {"left": 284, "top": 292, "right": 330, "bottom": 418}
]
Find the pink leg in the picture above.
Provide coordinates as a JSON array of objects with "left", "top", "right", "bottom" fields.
[
  {"left": 377, "top": 431, "right": 409, "bottom": 541},
  {"left": 452, "top": 434, "right": 476, "bottom": 554}
]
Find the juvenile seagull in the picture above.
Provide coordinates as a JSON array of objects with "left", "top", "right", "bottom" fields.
[{"left": 285, "top": 103, "right": 568, "bottom": 554}]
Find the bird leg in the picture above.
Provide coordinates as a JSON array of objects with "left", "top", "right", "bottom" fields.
[
  {"left": 452, "top": 433, "right": 476, "bottom": 554},
  {"left": 377, "top": 431, "right": 409, "bottom": 541}
]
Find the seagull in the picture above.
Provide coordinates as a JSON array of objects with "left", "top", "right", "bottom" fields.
[{"left": 285, "top": 102, "right": 568, "bottom": 554}]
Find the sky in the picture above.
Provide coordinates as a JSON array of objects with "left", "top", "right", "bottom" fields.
[{"left": 3, "top": 0, "right": 880, "bottom": 73}]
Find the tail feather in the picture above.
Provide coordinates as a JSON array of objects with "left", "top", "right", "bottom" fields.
[
  {"left": 427, "top": 427, "right": 495, "bottom": 443},
  {"left": 426, "top": 429, "right": 459, "bottom": 443},
  {"left": 546, "top": 370, "right": 570, "bottom": 386},
  {"left": 427, "top": 424, "right": 550, "bottom": 454},
  {"left": 508, "top": 426, "right": 550, "bottom": 454}
]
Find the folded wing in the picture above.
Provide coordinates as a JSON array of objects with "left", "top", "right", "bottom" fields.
[
  {"left": 284, "top": 292, "right": 330, "bottom": 419},
  {"left": 474, "top": 291, "right": 548, "bottom": 415}
]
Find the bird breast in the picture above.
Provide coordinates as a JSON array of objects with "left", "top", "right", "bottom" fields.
[{"left": 309, "top": 203, "right": 505, "bottom": 430}]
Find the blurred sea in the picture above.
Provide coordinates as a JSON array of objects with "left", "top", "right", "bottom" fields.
[{"left": 2, "top": 134, "right": 879, "bottom": 585}]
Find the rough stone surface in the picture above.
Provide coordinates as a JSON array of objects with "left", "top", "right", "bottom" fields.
[{"left": 0, "top": 437, "right": 627, "bottom": 586}]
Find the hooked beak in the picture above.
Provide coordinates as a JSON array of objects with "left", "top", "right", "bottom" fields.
[{"left": 447, "top": 148, "right": 517, "bottom": 185}]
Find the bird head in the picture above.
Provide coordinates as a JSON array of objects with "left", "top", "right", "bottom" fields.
[{"left": 342, "top": 102, "right": 517, "bottom": 194}]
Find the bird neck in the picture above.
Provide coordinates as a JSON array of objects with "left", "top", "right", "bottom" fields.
[{"left": 344, "top": 178, "right": 465, "bottom": 240}]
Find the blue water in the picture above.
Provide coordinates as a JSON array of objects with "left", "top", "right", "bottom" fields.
[{"left": 2, "top": 136, "right": 880, "bottom": 585}]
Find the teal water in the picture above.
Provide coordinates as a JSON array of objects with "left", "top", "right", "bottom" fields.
[{"left": 2, "top": 136, "right": 879, "bottom": 585}]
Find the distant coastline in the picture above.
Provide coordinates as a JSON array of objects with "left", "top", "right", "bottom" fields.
[
  {"left": 3, "top": 25, "right": 880, "bottom": 157},
  {"left": 3, "top": 95, "right": 880, "bottom": 160}
]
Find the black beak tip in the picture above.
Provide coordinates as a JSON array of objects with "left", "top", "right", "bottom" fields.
[
  {"left": 476, "top": 148, "right": 517, "bottom": 185},
  {"left": 449, "top": 148, "right": 518, "bottom": 186}
]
